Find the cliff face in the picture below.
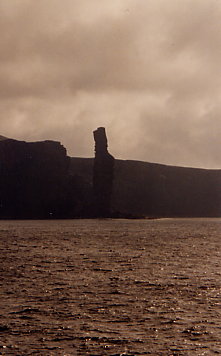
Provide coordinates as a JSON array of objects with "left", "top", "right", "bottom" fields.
[
  {"left": 70, "top": 157, "right": 221, "bottom": 218},
  {"left": 0, "top": 139, "right": 70, "bottom": 218},
  {"left": 93, "top": 127, "right": 115, "bottom": 217},
  {"left": 0, "top": 132, "right": 220, "bottom": 219},
  {"left": 112, "top": 160, "right": 221, "bottom": 217}
]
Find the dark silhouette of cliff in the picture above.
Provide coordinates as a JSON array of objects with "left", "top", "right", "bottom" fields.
[
  {"left": 70, "top": 157, "right": 221, "bottom": 218},
  {"left": 0, "top": 130, "right": 220, "bottom": 219},
  {"left": 112, "top": 160, "right": 221, "bottom": 217},
  {"left": 93, "top": 127, "right": 115, "bottom": 217},
  {"left": 0, "top": 138, "right": 85, "bottom": 219}
]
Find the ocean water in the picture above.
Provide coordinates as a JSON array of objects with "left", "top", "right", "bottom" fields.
[{"left": 0, "top": 218, "right": 220, "bottom": 355}]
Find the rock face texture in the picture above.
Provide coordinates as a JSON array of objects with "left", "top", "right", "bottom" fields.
[{"left": 93, "top": 127, "right": 115, "bottom": 217}]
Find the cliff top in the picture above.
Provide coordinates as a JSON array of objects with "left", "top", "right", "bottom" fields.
[{"left": 0, "top": 135, "right": 9, "bottom": 141}]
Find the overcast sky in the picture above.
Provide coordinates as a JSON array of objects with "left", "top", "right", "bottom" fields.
[{"left": 0, "top": 0, "right": 221, "bottom": 168}]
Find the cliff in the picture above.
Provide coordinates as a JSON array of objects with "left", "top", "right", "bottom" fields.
[
  {"left": 112, "top": 160, "right": 221, "bottom": 217},
  {"left": 0, "top": 132, "right": 220, "bottom": 219},
  {"left": 70, "top": 157, "right": 221, "bottom": 218},
  {"left": 0, "top": 139, "right": 71, "bottom": 218}
]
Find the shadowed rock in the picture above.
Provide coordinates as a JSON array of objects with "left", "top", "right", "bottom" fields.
[
  {"left": 0, "top": 139, "right": 71, "bottom": 218},
  {"left": 93, "top": 127, "right": 115, "bottom": 217},
  {"left": 0, "top": 132, "right": 220, "bottom": 219}
]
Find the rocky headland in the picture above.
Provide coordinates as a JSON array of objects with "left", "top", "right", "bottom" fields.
[{"left": 0, "top": 130, "right": 220, "bottom": 219}]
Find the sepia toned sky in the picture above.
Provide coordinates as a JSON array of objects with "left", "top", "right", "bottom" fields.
[{"left": 0, "top": 0, "right": 221, "bottom": 168}]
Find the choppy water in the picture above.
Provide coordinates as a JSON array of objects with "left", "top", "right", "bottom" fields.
[{"left": 0, "top": 218, "right": 220, "bottom": 355}]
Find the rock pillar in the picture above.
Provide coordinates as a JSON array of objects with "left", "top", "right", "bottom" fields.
[{"left": 93, "top": 127, "right": 115, "bottom": 217}]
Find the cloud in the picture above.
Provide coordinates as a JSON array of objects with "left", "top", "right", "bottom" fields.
[{"left": 0, "top": 0, "right": 220, "bottom": 168}]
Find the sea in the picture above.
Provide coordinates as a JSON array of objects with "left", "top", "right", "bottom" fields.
[{"left": 0, "top": 218, "right": 220, "bottom": 355}]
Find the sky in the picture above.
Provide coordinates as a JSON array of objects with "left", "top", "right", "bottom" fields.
[{"left": 0, "top": 0, "right": 221, "bottom": 169}]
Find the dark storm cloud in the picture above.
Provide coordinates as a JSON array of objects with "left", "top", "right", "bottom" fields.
[{"left": 0, "top": 0, "right": 220, "bottom": 168}]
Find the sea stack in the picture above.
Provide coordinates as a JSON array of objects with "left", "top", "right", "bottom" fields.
[{"left": 93, "top": 127, "right": 115, "bottom": 217}]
